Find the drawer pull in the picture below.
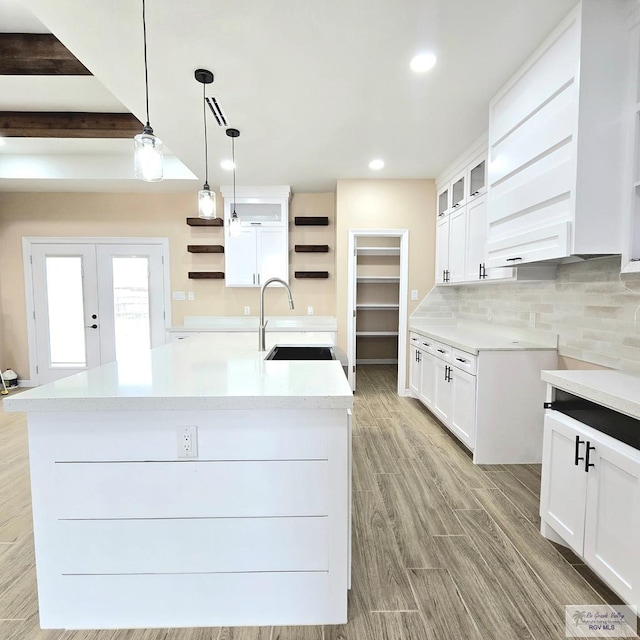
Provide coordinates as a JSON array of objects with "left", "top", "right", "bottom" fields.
[
  {"left": 437, "top": 349, "right": 446, "bottom": 354},
  {"left": 422, "top": 342, "right": 430, "bottom": 347},
  {"left": 455, "top": 357, "right": 467, "bottom": 363},
  {"left": 506, "top": 257, "right": 522, "bottom": 262}
]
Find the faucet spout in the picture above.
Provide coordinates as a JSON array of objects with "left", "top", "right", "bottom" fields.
[{"left": 259, "top": 277, "right": 295, "bottom": 351}]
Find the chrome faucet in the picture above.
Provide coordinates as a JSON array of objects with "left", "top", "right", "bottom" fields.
[{"left": 259, "top": 277, "right": 295, "bottom": 351}]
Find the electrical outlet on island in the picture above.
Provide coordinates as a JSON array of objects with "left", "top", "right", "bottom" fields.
[
  {"left": 244, "top": 306, "right": 251, "bottom": 316},
  {"left": 177, "top": 426, "right": 198, "bottom": 458},
  {"left": 307, "top": 306, "right": 314, "bottom": 315}
]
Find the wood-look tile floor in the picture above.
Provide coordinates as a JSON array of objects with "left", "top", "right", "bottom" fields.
[{"left": 0, "top": 366, "right": 635, "bottom": 640}]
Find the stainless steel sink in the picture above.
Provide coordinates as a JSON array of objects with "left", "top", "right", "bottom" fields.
[{"left": 264, "top": 345, "right": 335, "bottom": 361}]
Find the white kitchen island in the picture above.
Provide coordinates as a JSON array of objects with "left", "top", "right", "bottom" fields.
[{"left": 3, "top": 334, "right": 353, "bottom": 630}]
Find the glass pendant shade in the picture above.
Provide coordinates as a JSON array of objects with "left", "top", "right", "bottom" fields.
[
  {"left": 134, "top": 130, "right": 163, "bottom": 182},
  {"left": 229, "top": 211, "right": 242, "bottom": 237},
  {"left": 198, "top": 185, "right": 217, "bottom": 219}
]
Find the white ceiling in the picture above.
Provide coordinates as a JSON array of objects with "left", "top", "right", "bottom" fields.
[{"left": 2, "top": 0, "right": 580, "bottom": 193}]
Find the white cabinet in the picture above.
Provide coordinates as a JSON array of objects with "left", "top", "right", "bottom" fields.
[
  {"left": 408, "top": 331, "right": 557, "bottom": 463},
  {"left": 541, "top": 410, "right": 640, "bottom": 606},
  {"left": 486, "top": 0, "right": 628, "bottom": 267},
  {"left": 448, "top": 207, "right": 467, "bottom": 283},
  {"left": 222, "top": 186, "right": 290, "bottom": 288},
  {"left": 435, "top": 216, "right": 450, "bottom": 284},
  {"left": 449, "top": 366, "right": 476, "bottom": 450}
]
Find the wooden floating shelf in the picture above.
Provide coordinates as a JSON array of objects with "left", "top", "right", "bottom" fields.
[
  {"left": 294, "top": 245, "right": 329, "bottom": 253},
  {"left": 186, "top": 217, "right": 224, "bottom": 227},
  {"left": 294, "top": 217, "right": 329, "bottom": 226},
  {"left": 294, "top": 271, "right": 329, "bottom": 279},
  {"left": 187, "top": 245, "right": 224, "bottom": 253},
  {"left": 188, "top": 272, "right": 225, "bottom": 279}
]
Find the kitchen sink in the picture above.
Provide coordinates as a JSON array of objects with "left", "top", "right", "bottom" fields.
[{"left": 264, "top": 345, "right": 335, "bottom": 361}]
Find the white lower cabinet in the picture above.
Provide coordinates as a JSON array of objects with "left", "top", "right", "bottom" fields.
[
  {"left": 408, "top": 332, "right": 557, "bottom": 463},
  {"left": 449, "top": 366, "right": 476, "bottom": 450},
  {"left": 541, "top": 410, "right": 640, "bottom": 606}
]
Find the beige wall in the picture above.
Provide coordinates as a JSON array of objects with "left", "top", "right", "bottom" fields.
[
  {"left": 0, "top": 191, "right": 335, "bottom": 378},
  {"left": 335, "top": 179, "right": 436, "bottom": 364}
]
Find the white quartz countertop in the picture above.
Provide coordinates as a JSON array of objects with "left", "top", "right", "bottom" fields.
[
  {"left": 3, "top": 334, "right": 353, "bottom": 413},
  {"left": 168, "top": 316, "right": 337, "bottom": 333},
  {"left": 409, "top": 323, "right": 557, "bottom": 355},
  {"left": 542, "top": 369, "right": 640, "bottom": 420}
]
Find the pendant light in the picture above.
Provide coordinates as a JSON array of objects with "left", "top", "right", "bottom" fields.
[
  {"left": 195, "top": 69, "right": 216, "bottom": 219},
  {"left": 226, "top": 128, "right": 241, "bottom": 237},
  {"left": 133, "top": 0, "right": 163, "bottom": 182}
]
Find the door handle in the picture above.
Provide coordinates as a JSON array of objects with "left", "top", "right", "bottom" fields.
[
  {"left": 85, "top": 324, "right": 98, "bottom": 329},
  {"left": 574, "top": 435, "right": 585, "bottom": 466}
]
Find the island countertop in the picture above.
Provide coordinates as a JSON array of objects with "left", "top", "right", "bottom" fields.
[{"left": 3, "top": 334, "right": 353, "bottom": 413}]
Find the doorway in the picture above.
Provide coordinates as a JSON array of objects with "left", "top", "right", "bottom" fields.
[
  {"left": 347, "top": 229, "right": 409, "bottom": 394},
  {"left": 24, "top": 238, "right": 170, "bottom": 385}
]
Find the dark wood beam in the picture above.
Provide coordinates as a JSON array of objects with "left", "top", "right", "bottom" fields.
[
  {"left": 0, "top": 33, "right": 91, "bottom": 75},
  {"left": 0, "top": 111, "right": 143, "bottom": 138}
]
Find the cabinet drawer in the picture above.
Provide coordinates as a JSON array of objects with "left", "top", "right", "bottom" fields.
[
  {"left": 418, "top": 337, "right": 435, "bottom": 354},
  {"left": 451, "top": 349, "right": 477, "bottom": 375},
  {"left": 433, "top": 341, "right": 452, "bottom": 363}
]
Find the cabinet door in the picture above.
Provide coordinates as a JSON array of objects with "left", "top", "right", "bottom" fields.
[
  {"left": 433, "top": 360, "right": 452, "bottom": 425},
  {"left": 450, "top": 169, "right": 466, "bottom": 210},
  {"left": 225, "top": 228, "right": 258, "bottom": 287},
  {"left": 437, "top": 186, "right": 449, "bottom": 218},
  {"left": 583, "top": 438, "right": 640, "bottom": 605},
  {"left": 540, "top": 412, "right": 589, "bottom": 555},
  {"left": 449, "top": 367, "right": 476, "bottom": 450},
  {"left": 468, "top": 156, "right": 486, "bottom": 200},
  {"left": 419, "top": 351, "right": 436, "bottom": 411},
  {"left": 409, "top": 345, "right": 422, "bottom": 397},
  {"left": 448, "top": 207, "right": 467, "bottom": 283},
  {"left": 435, "top": 217, "right": 450, "bottom": 284},
  {"left": 257, "top": 227, "right": 288, "bottom": 285},
  {"left": 465, "top": 195, "right": 487, "bottom": 282}
]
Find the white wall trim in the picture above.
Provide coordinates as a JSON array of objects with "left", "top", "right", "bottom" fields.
[
  {"left": 23, "top": 237, "right": 172, "bottom": 386},
  {"left": 347, "top": 229, "right": 409, "bottom": 396}
]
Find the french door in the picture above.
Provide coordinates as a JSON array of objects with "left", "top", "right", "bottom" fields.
[{"left": 30, "top": 242, "right": 168, "bottom": 384}]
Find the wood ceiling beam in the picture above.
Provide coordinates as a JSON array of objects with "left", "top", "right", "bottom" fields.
[
  {"left": 0, "top": 112, "right": 143, "bottom": 138},
  {"left": 0, "top": 33, "right": 91, "bottom": 75}
]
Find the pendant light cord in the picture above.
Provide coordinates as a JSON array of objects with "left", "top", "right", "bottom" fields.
[
  {"left": 232, "top": 136, "right": 236, "bottom": 212},
  {"left": 202, "top": 82, "right": 209, "bottom": 186},
  {"left": 142, "top": 0, "right": 150, "bottom": 128}
]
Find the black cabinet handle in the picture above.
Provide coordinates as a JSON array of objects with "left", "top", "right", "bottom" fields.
[
  {"left": 422, "top": 342, "right": 430, "bottom": 348},
  {"left": 452, "top": 203, "right": 459, "bottom": 209},
  {"left": 438, "top": 212, "right": 445, "bottom": 217},
  {"left": 585, "top": 442, "right": 596, "bottom": 472},
  {"left": 471, "top": 190, "right": 479, "bottom": 196},
  {"left": 91, "top": 314, "right": 97, "bottom": 319},
  {"left": 85, "top": 324, "right": 98, "bottom": 329},
  {"left": 445, "top": 366, "right": 452, "bottom": 382},
  {"left": 437, "top": 348, "right": 446, "bottom": 354},
  {"left": 506, "top": 257, "right": 522, "bottom": 262},
  {"left": 417, "top": 351, "right": 421, "bottom": 363},
  {"left": 481, "top": 263, "right": 487, "bottom": 279},
  {"left": 456, "top": 357, "right": 467, "bottom": 363},
  {"left": 574, "top": 435, "right": 585, "bottom": 466},
  {"left": 478, "top": 263, "right": 482, "bottom": 280}
]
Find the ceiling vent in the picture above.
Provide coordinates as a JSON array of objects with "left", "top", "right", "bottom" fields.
[{"left": 205, "top": 97, "right": 228, "bottom": 127}]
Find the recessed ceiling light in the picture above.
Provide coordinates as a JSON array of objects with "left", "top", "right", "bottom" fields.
[
  {"left": 369, "top": 159, "right": 384, "bottom": 170},
  {"left": 220, "top": 159, "right": 235, "bottom": 170},
  {"left": 410, "top": 52, "right": 437, "bottom": 73}
]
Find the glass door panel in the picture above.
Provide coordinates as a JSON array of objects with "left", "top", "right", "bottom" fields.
[
  {"left": 112, "top": 256, "right": 151, "bottom": 363},
  {"left": 45, "top": 256, "right": 87, "bottom": 367},
  {"left": 31, "top": 244, "right": 101, "bottom": 384}
]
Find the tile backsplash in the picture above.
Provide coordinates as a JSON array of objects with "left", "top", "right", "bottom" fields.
[{"left": 412, "top": 257, "right": 640, "bottom": 371}]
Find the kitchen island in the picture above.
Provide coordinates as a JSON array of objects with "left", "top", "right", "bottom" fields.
[{"left": 3, "top": 334, "right": 353, "bottom": 630}]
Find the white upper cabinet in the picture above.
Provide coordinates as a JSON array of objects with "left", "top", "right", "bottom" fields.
[
  {"left": 222, "top": 186, "right": 290, "bottom": 287},
  {"left": 437, "top": 185, "right": 449, "bottom": 219},
  {"left": 486, "top": 0, "right": 628, "bottom": 268}
]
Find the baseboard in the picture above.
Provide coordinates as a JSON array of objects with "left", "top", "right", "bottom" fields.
[
  {"left": 356, "top": 359, "right": 398, "bottom": 365},
  {"left": 400, "top": 388, "right": 412, "bottom": 397}
]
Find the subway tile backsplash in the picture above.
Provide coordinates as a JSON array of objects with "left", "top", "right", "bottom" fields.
[{"left": 412, "top": 257, "right": 640, "bottom": 371}]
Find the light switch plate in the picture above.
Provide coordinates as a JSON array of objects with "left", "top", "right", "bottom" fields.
[
  {"left": 244, "top": 306, "right": 251, "bottom": 316},
  {"left": 172, "top": 291, "right": 186, "bottom": 301},
  {"left": 188, "top": 291, "right": 195, "bottom": 301},
  {"left": 411, "top": 289, "right": 418, "bottom": 301},
  {"left": 307, "top": 306, "right": 314, "bottom": 315}
]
